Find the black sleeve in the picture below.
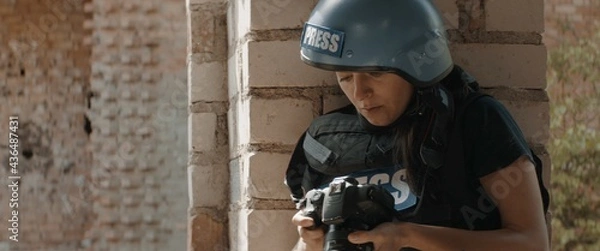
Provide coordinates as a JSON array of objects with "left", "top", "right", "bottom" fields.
[
  {"left": 285, "top": 132, "right": 331, "bottom": 206},
  {"left": 462, "top": 96, "right": 534, "bottom": 178},
  {"left": 285, "top": 133, "right": 309, "bottom": 203}
]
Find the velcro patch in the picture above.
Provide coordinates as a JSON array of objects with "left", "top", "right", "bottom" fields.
[{"left": 300, "top": 23, "right": 345, "bottom": 58}]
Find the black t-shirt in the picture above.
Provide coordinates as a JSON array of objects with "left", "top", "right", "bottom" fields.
[
  {"left": 463, "top": 96, "right": 533, "bottom": 179},
  {"left": 429, "top": 95, "right": 535, "bottom": 230}
]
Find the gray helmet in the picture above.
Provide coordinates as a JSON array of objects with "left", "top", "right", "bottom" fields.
[{"left": 300, "top": 0, "right": 453, "bottom": 87}]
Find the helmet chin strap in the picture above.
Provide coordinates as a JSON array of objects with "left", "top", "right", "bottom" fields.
[{"left": 416, "top": 84, "right": 455, "bottom": 169}]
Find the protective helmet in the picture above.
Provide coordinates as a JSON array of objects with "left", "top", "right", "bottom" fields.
[{"left": 300, "top": 0, "right": 453, "bottom": 88}]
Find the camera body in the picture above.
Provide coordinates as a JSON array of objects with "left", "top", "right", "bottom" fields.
[{"left": 302, "top": 177, "right": 396, "bottom": 251}]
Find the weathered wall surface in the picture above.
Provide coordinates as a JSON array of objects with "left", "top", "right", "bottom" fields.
[
  {"left": 0, "top": 1, "right": 93, "bottom": 250},
  {"left": 86, "top": 0, "right": 188, "bottom": 250},
  {"left": 1, "top": 0, "right": 187, "bottom": 250},
  {"left": 187, "top": 0, "right": 230, "bottom": 250}
]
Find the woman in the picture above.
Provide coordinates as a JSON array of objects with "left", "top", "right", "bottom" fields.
[{"left": 285, "top": 0, "right": 550, "bottom": 250}]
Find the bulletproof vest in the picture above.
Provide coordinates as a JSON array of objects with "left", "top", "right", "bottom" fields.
[
  {"left": 288, "top": 94, "right": 491, "bottom": 229},
  {"left": 302, "top": 104, "right": 397, "bottom": 177}
]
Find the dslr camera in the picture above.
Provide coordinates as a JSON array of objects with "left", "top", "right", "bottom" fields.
[{"left": 301, "top": 177, "right": 396, "bottom": 251}]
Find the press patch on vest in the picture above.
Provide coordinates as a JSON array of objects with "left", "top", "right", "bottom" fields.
[
  {"left": 320, "top": 167, "right": 418, "bottom": 212},
  {"left": 301, "top": 23, "right": 345, "bottom": 58}
]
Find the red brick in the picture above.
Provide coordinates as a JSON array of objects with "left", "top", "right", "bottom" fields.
[{"left": 189, "top": 213, "right": 228, "bottom": 251}]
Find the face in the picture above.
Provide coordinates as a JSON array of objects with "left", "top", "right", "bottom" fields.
[{"left": 336, "top": 72, "right": 414, "bottom": 126}]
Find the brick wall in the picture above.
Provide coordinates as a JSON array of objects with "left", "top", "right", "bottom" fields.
[
  {"left": 0, "top": 1, "right": 93, "bottom": 250},
  {"left": 187, "top": 0, "right": 230, "bottom": 250},
  {"left": 86, "top": 0, "right": 188, "bottom": 250},
  {"left": 1, "top": 0, "right": 187, "bottom": 250}
]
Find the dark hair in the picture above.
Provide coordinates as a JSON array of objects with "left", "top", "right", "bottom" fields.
[
  {"left": 393, "top": 65, "right": 474, "bottom": 193},
  {"left": 392, "top": 112, "right": 423, "bottom": 192}
]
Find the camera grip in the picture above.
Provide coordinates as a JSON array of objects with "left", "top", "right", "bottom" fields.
[
  {"left": 303, "top": 190, "right": 325, "bottom": 230},
  {"left": 302, "top": 210, "right": 322, "bottom": 230}
]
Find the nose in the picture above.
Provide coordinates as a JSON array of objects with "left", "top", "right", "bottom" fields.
[{"left": 353, "top": 73, "right": 373, "bottom": 101}]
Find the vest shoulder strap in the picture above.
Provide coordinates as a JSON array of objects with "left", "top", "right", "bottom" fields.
[{"left": 441, "top": 91, "right": 488, "bottom": 200}]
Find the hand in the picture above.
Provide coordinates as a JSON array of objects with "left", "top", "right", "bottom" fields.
[
  {"left": 348, "top": 222, "right": 410, "bottom": 251},
  {"left": 291, "top": 210, "right": 325, "bottom": 250}
]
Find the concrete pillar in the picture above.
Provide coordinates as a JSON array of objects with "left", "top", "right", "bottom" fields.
[
  {"left": 226, "top": 0, "right": 339, "bottom": 250},
  {"left": 187, "top": 0, "right": 230, "bottom": 250}
]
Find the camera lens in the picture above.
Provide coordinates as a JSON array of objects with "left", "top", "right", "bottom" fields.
[{"left": 323, "top": 225, "right": 373, "bottom": 251}]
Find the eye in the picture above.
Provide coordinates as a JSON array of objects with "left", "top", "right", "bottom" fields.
[
  {"left": 368, "top": 72, "right": 384, "bottom": 78},
  {"left": 338, "top": 74, "right": 353, "bottom": 83}
]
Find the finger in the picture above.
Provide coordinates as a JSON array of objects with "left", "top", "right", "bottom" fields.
[
  {"left": 291, "top": 212, "right": 315, "bottom": 228},
  {"left": 299, "top": 226, "right": 325, "bottom": 241},
  {"left": 347, "top": 230, "right": 372, "bottom": 244}
]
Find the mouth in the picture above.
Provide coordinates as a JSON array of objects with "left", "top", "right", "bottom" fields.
[{"left": 361, "top": 106, "right": 382, "bottom": 112}]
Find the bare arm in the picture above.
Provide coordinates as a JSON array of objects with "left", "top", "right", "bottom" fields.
[{"left": 348, "top": 156, "right": 550, "bottom": 251}]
